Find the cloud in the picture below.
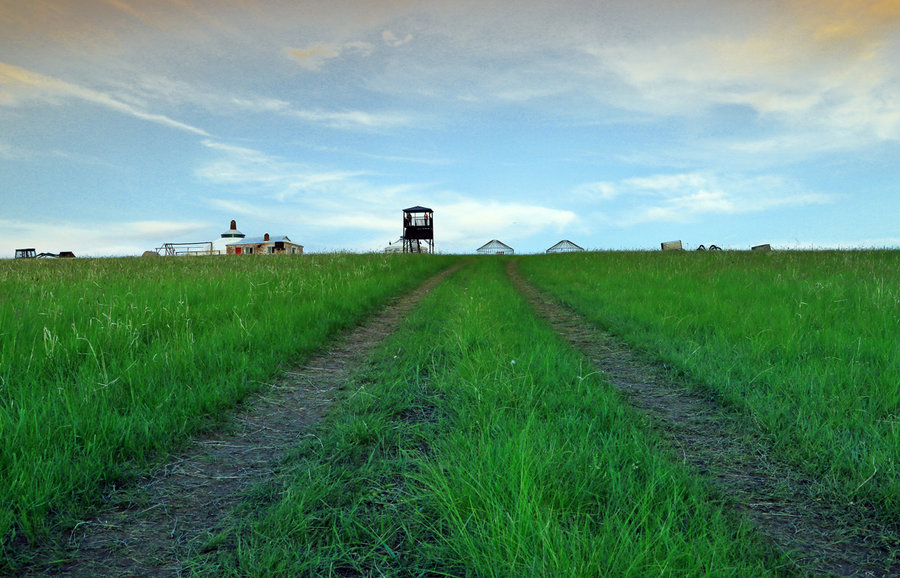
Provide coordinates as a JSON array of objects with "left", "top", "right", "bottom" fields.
[
  {"left": 196, "top": 138, "right": 576, "bottom": 251},
  {"left": 207, "top": 194, "right": 577, "bottom": 253},
  {"left": 0, "top": 141, "right": 24, "bottom": 160},
  {"left": 573, "top": 181, "right": 619, "bottom": 201},
  {"left": 196, "top": 140, "right": 369, "bottom": 201},
  {"left": 288, "top": 43, "right": 341, "bottom": 71},
  {"left": 285, "top": 108, "right": 414, "bottom": 129},
  {"left": 126, "top": 74, "right": 412, "bottom": 130},
  {"left": 789, "top": 0, "right": 900, "bottom": 51},
  {"left": 437, "top": 198, "right": 576, "bottom": 248},
  {"left": 0, "top": 61, "right": 209, "bottom": 135},
  {"left": 287, "top": 40, "right": 375, "bottom": 71},
  {"left": 577, "top": 172, "right": 837, "bottom": 227},
  {"left": 541, "top": 1, "right": 900, "bottom": 157},
  {"left": 0, "top": 218, "right": 210, "bottom": 257},
  {"left": 382, "top": 30, "right": 412, "bottom": 47}
]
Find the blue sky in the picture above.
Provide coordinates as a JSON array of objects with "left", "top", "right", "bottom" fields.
[{"left": 2, "top": 0, "right": 899, "bottom": 256}]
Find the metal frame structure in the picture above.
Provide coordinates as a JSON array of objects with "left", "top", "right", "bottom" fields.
[{"left": 158, "top": 241, "right": 216, "bottom": 256}]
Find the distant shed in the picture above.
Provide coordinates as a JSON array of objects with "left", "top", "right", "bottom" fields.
[
  {"left": 661, "top": 240, "right": 683, "bottom": 251},
  {"left": 546, "top": 240, "right": 584, "bottom": 254},
  {"left": 476, "top": 239, "right": 514, "bottom": 255}
]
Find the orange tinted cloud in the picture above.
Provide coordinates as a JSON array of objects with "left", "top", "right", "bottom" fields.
[
  {"left": 288, "top": 44, "right": 341, "bottom": 70},
  {"left": 790, "top": 0, "right": 900, "bottom": 50},
  {"left": 0, "top": 61, "right": 209, "bottom": 135}
]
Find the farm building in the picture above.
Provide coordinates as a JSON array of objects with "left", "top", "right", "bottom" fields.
[
  {"left": 156, "top": 220, "right": 303, "bottom": 256},
  {"left": 546, "top": 240, "right": 584, "bottom": 253},
  {"left": 476, "top": 239, "right": 514, "bottom": 255},
  {"left": 227, "top": 233, "right": 303, "bottom": 255}
]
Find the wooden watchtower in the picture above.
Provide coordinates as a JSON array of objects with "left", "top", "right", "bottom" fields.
[{"left": 402, "top": 206, "right": 434, "bottom": 253}]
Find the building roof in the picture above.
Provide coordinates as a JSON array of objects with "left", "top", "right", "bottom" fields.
[
  {"left": 476, "top": 239, "right": 514, "bottom": 253},
  {"left": 220, "top": 219, "right": 245, "bottom": 239},
  {"left": 546, "top": 239, "right": 585, "bottom": 253},
  {"left": 226, "top": 235, "right": 293, "bottom": 246},
  {"left": 403, "top": 206, "right": 433, "bottom": 213}
]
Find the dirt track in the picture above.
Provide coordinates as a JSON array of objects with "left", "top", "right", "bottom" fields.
[
  {"left": 508, "top": 259, "right": 900, "bottom": 577},
  {"left": 30, "top": 265, "right": 462, "bottom": 577}
]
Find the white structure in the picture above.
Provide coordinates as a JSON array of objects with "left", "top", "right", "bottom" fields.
[
  {"left": 661, "top": 240, "right": 683, "bottom": 251},
  {"left": 156, "top": 220, "right": 302, "bottom": 256},
  {"left": 212, "top": 219, "right": 246, "bottom": 254},
  {"left": 476, "top": 239, "right": 514, "bottom": 255},
  {"left": 546, "top": 240, "right": 584, "bottom": 253}
]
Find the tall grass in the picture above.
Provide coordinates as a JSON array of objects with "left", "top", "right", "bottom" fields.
[
  {"left": 200, "top": 258, "right": 784, "bottom": 575},
  {"left": 0, "top": 253, "right": 456, "bottom": 565},
  {"left": 519, "top": 250, "right": 900, "bottom": 518}
]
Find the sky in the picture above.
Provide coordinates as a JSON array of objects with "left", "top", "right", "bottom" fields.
[{"left": 2, "top": 0, "right": 899, "bottom": 256}]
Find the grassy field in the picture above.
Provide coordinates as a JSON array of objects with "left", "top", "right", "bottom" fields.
[
  {"left": 519, "top": 250, "right": 900, "bottom": 519},
  {"left": 4, "top": 249, "right": 896, "bottom": 573},
  {"left": 193, "top": 258, "right": 783, "bottom": 576},
  {"left": 0, "top": 253, "right": 456, "bottom": 566}
]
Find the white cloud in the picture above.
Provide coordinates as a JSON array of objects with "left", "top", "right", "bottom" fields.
[
  {"left": 623, "top": 173, "right": 710, "bottom": 193},
  {"left": 573, "top": 181, "right": 619, "bottom": 201},
  {"left": 196, "top": 140, "right": 370, "bottom": 201},
  {"left": 0, "top": 219, "right": 210, "bottom": 257},
  {"left": 577, "top": 172, "right": 837, "bottom": 227},
  {"left": 382, "top": 30, "right": 412, "bottom": 47},
  {"left": 0, "top": 141, "right": 23, "bottom": 160},
  {"left": 285, "top": 108, "right": 414, "bottom": 130},
  {"left": 437, "top": 198, "right": 576, "bottom": 249},
  {"left": 122, "top": 74, "right": 413, "bottom": 130},
  {"left": 0, "top": 61, "right": 209, "bottom": 136}
]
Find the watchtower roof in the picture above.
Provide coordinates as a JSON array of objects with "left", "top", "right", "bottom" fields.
[{"left": 403, "top": 206, "right": 432, "bottom": 213}]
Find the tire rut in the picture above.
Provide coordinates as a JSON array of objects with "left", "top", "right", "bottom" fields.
[
  {"left": 29, "top": 264, "right": 464, "bottom": 577},
  {"left": 508, "top": 260, "right": 900, "bottom": 577}
]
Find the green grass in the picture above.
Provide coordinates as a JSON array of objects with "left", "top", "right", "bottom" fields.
[
  {"left": 0, "top": 253, "right": 458, "bottom": 566},
  {"left": 518, "top": 250, "right": 900, "bottom": 519},
  {"left": 195, "top": 258, "right": 785, "bottom": 576},
  {"left": 9, "top": 249, "right": 890, "bottom": 573}
]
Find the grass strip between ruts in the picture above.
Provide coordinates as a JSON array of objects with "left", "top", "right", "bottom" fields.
[{"left": 193, "top": 257, "right": 787, "bottom": 576}]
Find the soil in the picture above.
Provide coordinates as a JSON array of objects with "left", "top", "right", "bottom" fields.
[
  {"left": 27, "top": 265, "right": 463, "bottom": 577},
  {"left": 507, "top": 259, "right": 900, "bottom": 577}
]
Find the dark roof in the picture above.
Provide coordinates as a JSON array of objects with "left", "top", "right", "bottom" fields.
[{"left": 403, "top": 206, "right": 433, "bottom": 213}]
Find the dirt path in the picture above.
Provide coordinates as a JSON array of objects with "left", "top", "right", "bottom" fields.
[
  {"left": 30, "top": 265, "right": 463, "bottom": 577},
  {"left": 508, "top": 260, "right": 900, "bottom": 577}
]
